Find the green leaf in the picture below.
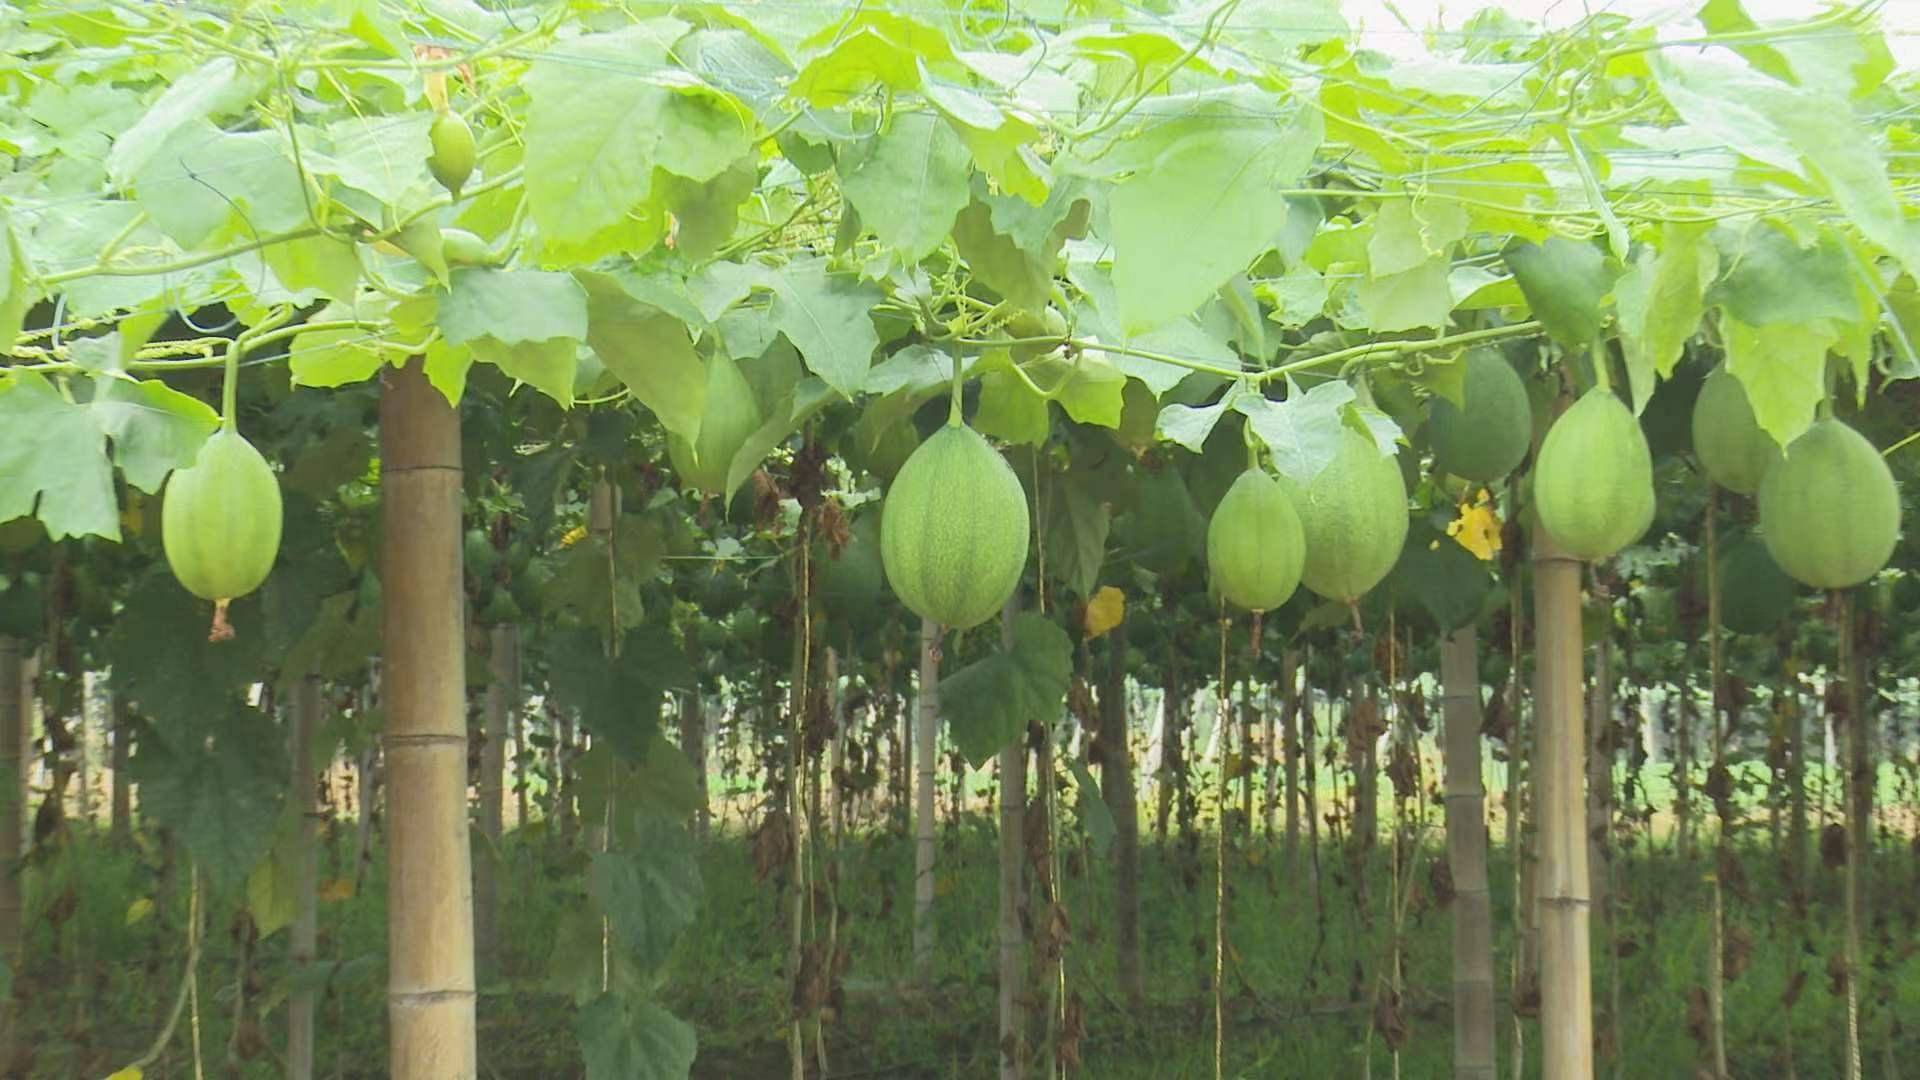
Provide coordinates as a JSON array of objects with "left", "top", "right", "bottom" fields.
[
  {"left": 288, "top": 326, "right": 397, "bottom": 389},
  {"left": 545, "top": 625, "right": 691, "bottom": 762},
  {"left": 471, "top": 337, "right": 578, "bottom": 408},
  {"left": 0, "top": 213, "right": 31, "bottom": 350},
  {"left": 789, "top": 14, "right": 947, "bottom": 105},
  {"left": 89, "top": 375, "right": 220, "bottom": 493},
  {"left": 761, "top": 258, "right": 880, "bottom": 398},
  {"left": 525, "top": 21, "right": 753, "bottom": 248},
  {"left": 1106, "top": 88, "right": 1322, "bottom": 333},
  {"left": 922, "top": 71, "right": 1047, "bottom": 204},
  {"left": 1707, "top": 223, "right": 1857, "bottom": 327},
  {"left": 439, "top": 269, "right": 588, "bottom": 346},
  {"left": 1615, "top": 224, "right": 1712, "bottom": 413},
  {"left": 952, "top": 199, "right": 1052, "bottom": 312},
  {"left": 1385, "top": 523, "right": 1490, "bottom": 633},
  {"left": 975, "top": 367, "right": 1050, "bottom": 446},
  {"left": 1367, "top": 197, "right": 1466, "bottom": 278},
  {"left": 837, "top": 111, "right": 971, "bottom": 264},
  {"left": 1237, "top": 379, "right": 1355, "bottom": 484},
  {"left": 262, "top": 233, "right": 361, "bottom": 305},
  {"left": 1068, "top": 759, "right": 1116, "bottom": 856},
  {"left": 314, "top": 112, "right": 434, "bottom": 206},
  {"left": 113, "top": 571, "right": 272, "bottom": 721},
  {"left": 576, "top": 994, "right": 697, "bottom": 1080},
  {"left": 1722, "top": 316, "right": 1836, "bottom": 448},
  {"left": 279, "top": 591, "right": 380, "bottom": 683},
  {"left": 246, "top": 811, "right": 304, "bottom": 940},
  {"left": 132, "top": 125, "right": 310, "bottom": 246},
  {"left": 1355, "top": 256, "right": 1453, "bottom": 332},
  {"left": 579, "top": 272, "right": 705, "bottom": 439},
  {"left": 1034, "top": 355, "right": 1126, "bottom": 428},
  {"left": 1503, "top": 237, "right": 1618, "bottom": 349},
  {"left": 1156, "top": 399, "right": 1230, "bottom": 454},
  {"left": 1266, "top": 264, "right": 1331, "bottom": 327},
  {"left": 658, "top": 155, "right": 757, "bottom": 260},
  {"left": 938, "top": 614, "right": 1072, "bottom": 767},
  {"left": 0, "top": 372, "right": 118, "bottom": 540},
  {"left": 589, "top": 813, "right": 702, "bottom": 968},
  {"left": 106, "top": 56, "right": 253, "bottom": 186},
  {"left": 1042, "top": 473, "right": 1109, "bottom": 599},
  {"left": 132, "top": 699, "right": 286, "bottom": 892},
  {"left": 423, "top": 339, "right": 473, "bottom": 407}
]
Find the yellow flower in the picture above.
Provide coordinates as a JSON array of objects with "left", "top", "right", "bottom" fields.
[{"left": 1447, "top": 489, "right": 1503, "bottom": 561}]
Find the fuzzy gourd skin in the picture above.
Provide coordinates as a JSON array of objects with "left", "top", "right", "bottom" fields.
[
  {"left": 880, "top": 423, "right": 1030, "bottom": 630},
  {"left": 1294, "top": 428, "right": 1409, "bottom": 602},
  {"left": 1206, "top": 469, "right": 1304, "bottom": 613},
  {"left": 668, "top": 354, "right": 762, "bottom": 497},
  {"left": 1691, "top": 368, "right": 1779, "bottom": 496},
  {"left": 1428, "top": 350, "right": 1532, "bottom": 483},
  {"left": 1533, "top": 388, "right": 1655, "bottom": 560},
  {"left": 1758, "top": 419, "right": 1899, "bottom": 589},
  {"left": 162, "top": 427, "right": 284, "bottom": 602}
]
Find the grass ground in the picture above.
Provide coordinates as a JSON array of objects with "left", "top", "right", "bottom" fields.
[{"left": 14, "top": 798, "right": 1920, "bottom": 1079}]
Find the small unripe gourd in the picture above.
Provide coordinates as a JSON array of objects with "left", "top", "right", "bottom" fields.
[
  {"left": 1206, "top": 469, "right": 1305, "bottom": 613},
  {"left": 1294, "top": 428, "right": 1409, "bottom": 602},
  {"left": 1428, "top": 350, "right": 1531, "bottom": 483},
  {"left": 163, "top": 427, "right": 283, "bottom": 603},
  {"left": 1533, "top": 388, "right": 1654, "bottom": 560},
  {"left": 427, "top": 111, "right": 476, "bottom": 197},
  {"left": 668, "top": 354, "right": 762, "bottom": 497},
  {"left": 1691, "top": 367, "right": 1779, "bottom": 495},
  {"left": 440, "top": 228, "right": 499, "bottom": 267},
  {"left": 880, "top": 423, "right": 1030, "bottom": 630},
  {"left": 1758, "top": 419, "right": 1899, "bottom": 589}
]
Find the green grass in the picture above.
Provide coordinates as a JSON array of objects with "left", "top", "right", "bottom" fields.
[{"left": 13, "top": 810, "right": 1920, "bottom": 1078}]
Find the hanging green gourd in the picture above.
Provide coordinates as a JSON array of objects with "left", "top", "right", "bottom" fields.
[
  {"left": 879, "top": 353, "right": 1031, "bottom": 630},
  {"left": 162, "top": 334, "right": 284, "bottom": 641}
]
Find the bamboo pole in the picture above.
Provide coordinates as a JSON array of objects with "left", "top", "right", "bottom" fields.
[
  {"left": 1532, "top": 523, "right": 1594, "bottom": 1080},
  {"left": 996, "top": 603, "right": 1026, "bottom": 1079},
  {"left": 476, "top": 625, "right": 517, "bottom": 982},
  {"left": 378, "top": 357, "right": 476, "bottom": 1079},
  {"left": 288, "top": 677, "right": 322, "bottom": 1080},
  {"left": 913, "top": 618, "right": 939, "bottom": 983},
  {"left": 1441, "top": 627, "right": 1496, "bottom": 1080},
  {"left": 0, "top": 638, "right": 22, "bottom": 1066}
]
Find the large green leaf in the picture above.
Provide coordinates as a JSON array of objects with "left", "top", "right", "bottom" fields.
[
  {"left": 525, "top": 20, "right": 752, "bottom": 249},
  {"left": 589, "top": 812, "right": 702, "bottom": 969},
  {"left": 105, "top": 56, "right": 253, "bottom": 186},
  {"left": 131, "top": 699, "right": 286, "bottom": 892},
  {"left": 761, "top": 258, "right": 881, "bottom": 398},
  {"left": 1615, "top": 223, "right": 1712, "bottom": 413},
  {"left": 1355, "top": 255, "right": 1454, "bottom": 332},
  {"left": 1104, "top": 88, "right": 1322, "bottom": 333},
  {"left": 576, "top": 993, "right": 697, "bottom": 1080},
  {"left": 579, "top": 272, "right": 706, "bottom": 440},
  {"left": 1043, "top": 470, "right": 1109, "bottom": 599},
  {"left": 0, "top": 372, "right": 119, "bottom": 540},
  {"left": 439, "top": 269, "right": 588, "bottom": 346},
  {"left": 1503, "top": 237, "right": 1618, "bottom": 349},
  {"left": 838, "top": 110, "right": 971, "bottom": 263},
  {"left": 112, "top": 571, "right": 271, "bottom": 722},
  {"left": 938, "top": 613, "right": 1072, "bottom": 767},
  {"left": 1237, "top": 379, "right": 1355, "bottom": 485},
  {"left": 88, "top": 374, "right": 220, "bottom": 493},
  {"left": 1708, "top": 223, "right": 1858, "bottom": 327},
  {"left": 1385, "top": 523, "right": 1490, "bottom": 633},
  {"left": 545, "top": 624, "right": 692, "bottom": 762},
  {"left": 1722, "top": 315, "right": 1835, "bottom": 447}
]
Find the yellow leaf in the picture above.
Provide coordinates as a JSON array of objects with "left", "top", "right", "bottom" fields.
[
  {"left": 105, "top": 1068, "right": 143, "bottom": 1080},
  {"left": 318, "top": 877, "right": 355, "bottom": 903},
  {"left": 1083, "top": 585, "right": 1125, "bottom": 639},
  {"left": 124, "top": 897, "right": 153, "bottom": 927},
  {"left": 558, "top": 524, "right": 588, "bottom": 549},
  {"left": 1446, "top": 489, "right": 1503, "bottom": 562}
]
